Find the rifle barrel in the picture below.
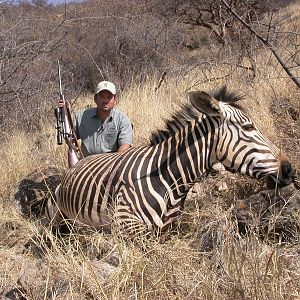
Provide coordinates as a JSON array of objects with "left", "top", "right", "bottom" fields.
[{"left": 57, "top": 60, "right": 65, "bottom": 102}]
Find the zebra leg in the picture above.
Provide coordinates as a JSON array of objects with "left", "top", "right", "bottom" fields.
[
  {"left": 44, "top": 184, "right": 64, "bottom": 228},
  {"left": 44, "top": 198, "right": 62, "bottom": 227}
]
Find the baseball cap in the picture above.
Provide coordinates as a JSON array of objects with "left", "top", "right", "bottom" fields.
[{"left": 94, "top": 81, "right": 116, "bottom": 95}]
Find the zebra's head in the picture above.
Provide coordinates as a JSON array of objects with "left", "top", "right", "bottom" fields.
[{"left": 189, "top": 88, "right": 293, "bottom": 188}]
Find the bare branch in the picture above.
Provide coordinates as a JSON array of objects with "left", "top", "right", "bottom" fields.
[{"left": 220, "top": 0, "right": 300, "bottom": 89}]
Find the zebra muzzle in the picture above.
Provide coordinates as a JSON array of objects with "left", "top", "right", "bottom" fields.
[{"left": 267, "top": 160, "right": 293, "bottom": 188}]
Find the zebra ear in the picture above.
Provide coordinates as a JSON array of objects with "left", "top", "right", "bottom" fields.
[{"left": 188, "top": 91, "right": 221, "bottom": 116}]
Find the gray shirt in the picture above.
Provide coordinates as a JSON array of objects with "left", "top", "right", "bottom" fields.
[{"left": 74, "top": 107, "right": 132, "bottom": 157}]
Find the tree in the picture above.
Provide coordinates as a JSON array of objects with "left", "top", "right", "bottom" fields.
[{"left": 220, "top": 0, "right": 300, "bottom": 89}]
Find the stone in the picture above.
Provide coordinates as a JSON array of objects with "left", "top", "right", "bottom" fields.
[{"left": 234, "top": 184, "right": 300, "bottom": 242}]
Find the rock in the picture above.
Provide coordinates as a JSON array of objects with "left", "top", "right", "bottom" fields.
[
  {"left": 216, "top": 181, "right": 228, "bottom": 192},
  {"left": 234, "top": 184, "right": 300, "bottom": 242},
  {"left": 82, "top": 259, "right": 117, "bottom": 281},
  {"left": 0, "top": 286, "right": 27, "bottom": 300},
  {"left": 212, "top": 162, "right": 226, "bottom": 172},
  {"left": 12, "top": 167, "right": 63, "bottom": 219}
]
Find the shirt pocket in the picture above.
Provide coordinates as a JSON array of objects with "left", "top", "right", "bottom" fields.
[{"left": 103, "top": 127, "right": 118, "bottom": 149}]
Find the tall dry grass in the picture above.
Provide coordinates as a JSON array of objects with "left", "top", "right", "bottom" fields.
[
  {"left": 1, "top": 67, "right": 300, "bottom": 299},
  {"left": 0, "top": 3, "right": 300, "bottom": 299}
]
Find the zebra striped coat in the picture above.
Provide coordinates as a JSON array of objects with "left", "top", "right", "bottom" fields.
[{"left": 47, "top": 87, "right": 292, "bottom": 234}]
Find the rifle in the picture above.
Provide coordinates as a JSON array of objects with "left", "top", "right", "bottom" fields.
[{"left": 54, "top": 60, "right": 83, "bottom": 167}]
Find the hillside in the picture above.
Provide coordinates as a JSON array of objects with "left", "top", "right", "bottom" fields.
[{"left": 0, "top": 1, "right": 300, "bottom": 299}]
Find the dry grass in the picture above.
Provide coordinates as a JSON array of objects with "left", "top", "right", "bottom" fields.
[
  {"left": 1, "top": 4, "right": 300, "bottom": 299},
  {"left": 1, "top": 69, "right": 300, "bottom": 299}
]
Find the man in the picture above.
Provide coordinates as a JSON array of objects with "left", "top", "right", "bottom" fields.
[{"left": 74, "top": 81, "right": 132, "bottom": 157}]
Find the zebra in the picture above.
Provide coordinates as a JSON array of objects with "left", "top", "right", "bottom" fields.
[{"left": 46, "top": 86, "right": 293, "bottom": 235}]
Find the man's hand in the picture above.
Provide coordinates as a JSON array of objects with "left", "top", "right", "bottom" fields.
[
  {"left": 58, "top": 100, "right": 71, "bottom": 109},
  {"left": 117, "top": 144, "right": 131, "bottom": 153}
]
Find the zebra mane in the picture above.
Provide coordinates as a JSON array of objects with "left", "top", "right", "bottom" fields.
[
  {"left": 211, "top": 85, "right": 245, "bottom": 107},
  {"left": 150, "top": 86, "right": 245, "bottom": 145}
]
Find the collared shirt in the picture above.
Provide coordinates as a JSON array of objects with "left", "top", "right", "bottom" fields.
[{"left": 74, "top": 107, "right": 132, "bottom": 157}]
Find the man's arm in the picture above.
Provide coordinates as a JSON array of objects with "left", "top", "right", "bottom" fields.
[
  {"left": 117, "top": 113, "right": 133, "bottom": 152},
  {"left": 117, "top": 143, "right": 131, "bottom": 152}
]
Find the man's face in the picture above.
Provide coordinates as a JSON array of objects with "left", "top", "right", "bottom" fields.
[{"left": 94, "top": 90, "right": 117, "bottom": 111}]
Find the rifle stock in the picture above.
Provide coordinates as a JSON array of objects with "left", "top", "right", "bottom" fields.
[{"left": 54, "top": 60, "right": 83, "bottom": 167}]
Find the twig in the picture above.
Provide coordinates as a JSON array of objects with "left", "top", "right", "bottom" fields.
[
  {"left": 155, "top": 70, "right": 167, "bottom": 92},
  {"left": 220, "top": 0, "right": 300, "bottom": 89}
]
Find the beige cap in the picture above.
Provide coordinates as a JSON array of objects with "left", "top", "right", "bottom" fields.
[{"left": 95, "top": 81, "right": 116, "bottom": 95}]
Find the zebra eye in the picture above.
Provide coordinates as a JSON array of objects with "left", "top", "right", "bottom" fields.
[{"left": 242, "top": 123, "right": 255, "bottom": 131}]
